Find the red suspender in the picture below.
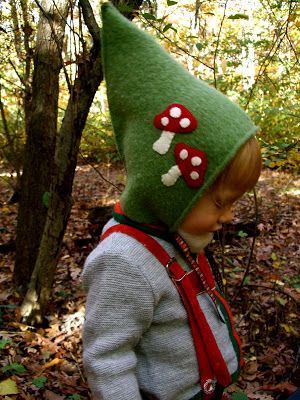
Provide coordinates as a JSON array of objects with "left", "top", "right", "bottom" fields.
[{"left": 101, "top": 224, "right": 242, "bottom": 397}]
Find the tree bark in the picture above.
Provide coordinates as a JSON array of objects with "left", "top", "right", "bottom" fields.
[
  {"left": 20, "top": 0, "right": 144, "bottom": 325},
  {"left": 14, "top": 0, "right": 70, "bottom": 291}
]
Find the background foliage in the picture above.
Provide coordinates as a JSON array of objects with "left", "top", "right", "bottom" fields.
[{"left": 0, "top": 0, "right": 299, "bottom": 175}]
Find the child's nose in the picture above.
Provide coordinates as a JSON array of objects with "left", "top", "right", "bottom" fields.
[{"left": 219, "top": 208, "right": 234, "bottom": 224}]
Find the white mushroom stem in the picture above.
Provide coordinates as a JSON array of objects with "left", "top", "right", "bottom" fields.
[
  {"left": 152, "top": 131, "right": 175, "bottom": 155},
  {"left": 161, "top": 165, "right": 181, "bottom": 186}
]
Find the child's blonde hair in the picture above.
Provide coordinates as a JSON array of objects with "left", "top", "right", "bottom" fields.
[{"left": 211, "top": 136, "right": 262, "bottom": 196}]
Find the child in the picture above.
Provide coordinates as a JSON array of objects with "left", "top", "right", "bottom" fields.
[{"left": 82, "top": 3, "right": 262, "bottom": 400}]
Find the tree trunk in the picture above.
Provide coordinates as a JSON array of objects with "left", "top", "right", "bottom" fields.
[
  {"left": 20, "top": 0, "right": 144, "bottom": 325},
  {"left": 20, "top": 0, "right": 103, "bottom": 324},
  {"left": 14, "top": 0, "right": 70, "bottom": 291}
]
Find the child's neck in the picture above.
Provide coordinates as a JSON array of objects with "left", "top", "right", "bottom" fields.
[{"left": 177, "top": 229, "right": 213, "bottom": 254}]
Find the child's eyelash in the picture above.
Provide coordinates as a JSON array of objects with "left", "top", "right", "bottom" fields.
[{"left": 214, "top": 200, "right": 223, "bottom": 208}]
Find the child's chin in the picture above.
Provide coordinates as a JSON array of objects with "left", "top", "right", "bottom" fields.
[{"left": 177, "top": 230, "right": 214, "bottom": 254}]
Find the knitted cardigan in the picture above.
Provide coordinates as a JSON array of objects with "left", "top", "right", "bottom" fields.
[{"left": 82, "top": 219, "right": 239, "bottom": 400}]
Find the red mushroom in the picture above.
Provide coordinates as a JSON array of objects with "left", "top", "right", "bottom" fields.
[
  {"left": 153, "top": 104, "right": 197, "bottom": 155},
  {"left": 161, "top": 143, "right": 207, "bottom": 188}
]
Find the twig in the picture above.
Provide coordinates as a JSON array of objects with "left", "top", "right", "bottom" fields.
[
  {"left": 79, "top": 151, "right": 122, "bottom": 193},
  {"left": 0, "top": 74, "right": 25, "bottom": 93},
  {"left": 242, "top": 283, "right": 299, "bottom": 304},
  {"left": 236, "top": 302, "right": 255, "bottom": 327},
  {"left": 233, "top": 188, "right": 259, "bottom": 301},
  {"left": 69, "top": 351, "right": 87, "bottom": 383},
  {"left": 282, "top": 175, "right": 296, "bottom": 192}
]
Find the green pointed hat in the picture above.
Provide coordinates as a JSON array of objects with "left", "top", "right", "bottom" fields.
[{"left": 101, "top": 2, "right": 258, "bottom": 232}]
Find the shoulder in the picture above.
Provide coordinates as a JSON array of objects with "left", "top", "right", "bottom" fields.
[
  {"left": 86, "top": 218, "right": 176, "bottom": 264},
  {"left": 82, "top": 219, "right": 179, "bottom": 301}
]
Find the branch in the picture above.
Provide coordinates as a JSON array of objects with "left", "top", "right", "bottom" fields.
[
  {"left": 0, "top": 74, "right": 25, "bottom": 93},
  {"left": 245, "top": 1, "right": 296, "bottom": 109},
  {"left": 79, "top": 0, "right": 100, "bottom": 45},
  {"left": 265, "top": 73, "right": 279, "bottom": 92},
  {"left": 140, "top": 17, "right": 214, "bottom": 71},
  {"left": 20, "top": 0, "right": 33, "bottom": 87},
  {"left": 51, "top": 0, "right": 85, "bottom": 46},
  {"left": 34, "top": 0, "right": 72, "bottom": 93},
  {"left": 244, "top": 31, "right": 280, "bottom": 109},
  {"left": 8, "top": 59, "right": 26, "bottom": 87},
  {"left": 213, "top": 0, "right": 229, "bottom": 89},
  {"left": 286, "top": 32, "right": 300, "bottom": 64},
  {"left": 243, "top": 283, "right": 299, "bottom": 305},
  {"left": 79, "top": 151, "right": 122, "bottom": 193},
  {"left": 9, "top": 0, "right": 22, "bottom": 59}
]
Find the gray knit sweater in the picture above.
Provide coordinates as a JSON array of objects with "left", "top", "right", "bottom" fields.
[{"left": 82, "top": 219, "right": 238, "bottom": 400}]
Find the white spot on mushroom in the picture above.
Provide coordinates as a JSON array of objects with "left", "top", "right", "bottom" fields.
[
  {"left": 190, "top": 171, "right": 199, "bottom": 180},
  {"left": 179, "top": 118, "right": 191, "bottom": 128},
  {"left": 179, "top": 149, "right": 188, "bottom": 160},
  {"left": 191, "top": 156, "right": 202, "bottom": 166},
  {"left": 169, "top": 106, "right": 182, "bottom": 118},
  {"left": 161, "top": 117, "right": 169, "bottom": 126}
]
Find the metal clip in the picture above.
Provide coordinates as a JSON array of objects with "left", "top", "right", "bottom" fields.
[
  {"left": 203, "top": 379, "right": 216, "bottom": 395},
  {"left": 165, "top": 257, "right": 176, "bottom": 270},
  {"left": 165, "top": 257, "right": 177, "bottom": 279},
  {"left": 165, "top": 257, "right": 189, "bottom": 282}
]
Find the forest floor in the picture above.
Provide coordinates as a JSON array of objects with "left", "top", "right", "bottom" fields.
[{"left": 0, "top": 163, "right": 299, "bottom": 400}]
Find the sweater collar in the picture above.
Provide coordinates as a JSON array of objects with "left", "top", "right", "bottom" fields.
[{"left": 112, "top": 202, "right": 173, "bottom": 243}]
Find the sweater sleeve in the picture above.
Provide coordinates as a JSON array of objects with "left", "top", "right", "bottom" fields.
[{"left": 82, "top": 247, "right": 155, "bottom": 400}]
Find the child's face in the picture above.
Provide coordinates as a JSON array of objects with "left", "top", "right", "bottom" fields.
[{"left": 179, "top": 187, "right": 240, "bottom": 236}]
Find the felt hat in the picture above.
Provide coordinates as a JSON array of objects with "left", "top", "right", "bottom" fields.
[{"left": 101, "top": 2, "right": 258, "bottom": 232}]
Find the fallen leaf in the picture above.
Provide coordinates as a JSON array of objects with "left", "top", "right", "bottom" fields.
[
  {"left": 0, "top": 378, "right": 19, "bottom": 395},
  {"left": 245, "top": 359, "right": 258, "bottom": 375},
  {"left": 256, "top": 382, "right": 297, "bottom": 395},
  {"left": 248, "top": 394, "right": 273, "bottom": 400},
  {"left": 43, "top": 389, "right": 65, "bottom": 400}
]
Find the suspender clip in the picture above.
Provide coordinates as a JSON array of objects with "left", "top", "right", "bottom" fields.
[
  {"left": 165, "top": 257, "right": 176, "bottom": 276},
  {"left": 165, "top": 257, "right": 187, "bottom": 282}
]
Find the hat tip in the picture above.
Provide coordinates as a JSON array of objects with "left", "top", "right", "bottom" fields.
[{"left": 101, "top": 2, "right": 111, "bottom": 11}]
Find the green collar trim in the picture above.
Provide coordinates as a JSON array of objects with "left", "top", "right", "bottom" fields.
[{"left": 112, "top": 210, "right": 173, "bottom": 243}]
